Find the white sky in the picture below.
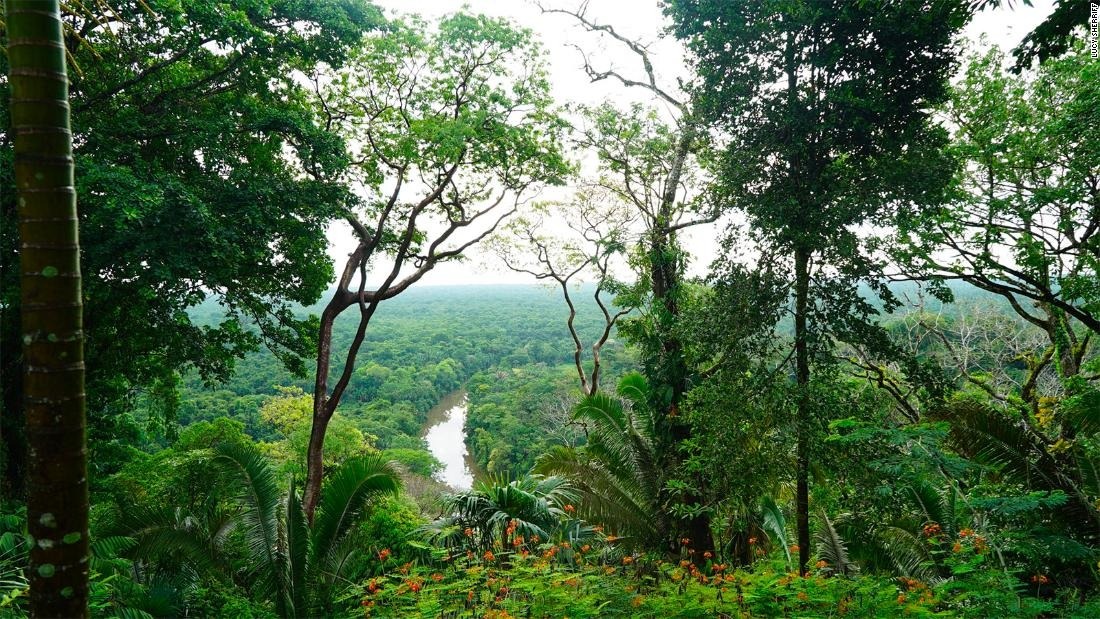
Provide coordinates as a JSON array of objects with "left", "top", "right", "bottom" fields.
[{"left": 331, "top": 0, "right": 1055, "bottom": 287}]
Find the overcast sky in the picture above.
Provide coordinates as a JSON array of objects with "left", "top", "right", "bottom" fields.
[{"left": 333, "top": 0, "right": 1056, "bottom": 287}]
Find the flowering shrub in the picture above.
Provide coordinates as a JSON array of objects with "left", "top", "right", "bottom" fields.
[{"left": 354, "top": 536, "right": 939, "bottom": 618}]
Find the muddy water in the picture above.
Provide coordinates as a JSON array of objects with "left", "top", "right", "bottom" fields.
[{"left": 421, "top": 389, "right": 482, "bottom": 490}]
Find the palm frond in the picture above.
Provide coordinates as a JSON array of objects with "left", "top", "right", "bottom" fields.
[
  {"left": 111, "top": 506, "right": 218, "bottom": 577},
  {"left": 942, "top": 400, "right": 1054, "bottom": 488},
  {"left": 111, "top": 607, "right": 156, "bottom": 619},
  {"left": 617, "top": 372, "right": 649, "bottom": 408},
  {"left": 874, "top": 526, "right": 938, "bottom": 582},
  {"left": 575, "top": 393, "right": 629, "bottom": 433},
  {"left": 312, "top": 455, "right": 401, "bottom": 568},
  {"left": 814, "top": 511, "right": 858, "bottom": 576},
  {"left": 535, "top": 446, "right": 656, "bottom": 541},
  {"left": 210, "top": 441, "right": 282, "bottom": 600},
  {"left": 89, "top": 535, "right": 138, "bottom": 574},
  {"left": 759, "top": 496, "right": 790, "bottom": 567},
  {"left": 907, "top": 480, "right": 952, "bottom": 535},
  {"left": 286, "top": 479, "right": 309, "bottom": 618}
]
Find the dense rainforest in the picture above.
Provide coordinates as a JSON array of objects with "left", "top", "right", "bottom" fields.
[{"left": 2, "top": 0, "right": 1100, "bottom": 617}]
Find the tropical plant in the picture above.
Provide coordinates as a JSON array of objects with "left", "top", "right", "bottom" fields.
[
  {"left": 536, "top": 373, "right": 664, "bottom": 547},
  {"left": 117, "top": 442, "right": 401, "bottom": 617},
  {"left": 422, "top": 474, "right": 580, "bottom": 553},
  {"left": 0, "top": 509, "right": 28, "bottom": 614},
  {"left": 935, "top": 399, "right": 1100, "bottom": 555},
  {"left": 814, "top": 510, "right": 858, "bottom": 577}
]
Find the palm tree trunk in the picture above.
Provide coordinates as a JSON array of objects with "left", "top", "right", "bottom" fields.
[{"left": 7, "top": 0, "right": 90, "bottom": 615}]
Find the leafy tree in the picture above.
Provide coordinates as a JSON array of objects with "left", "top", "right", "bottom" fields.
[
  {"left": 667, "top": 0, "right": 968, "bottom": 574},
  {"left": 302, "top": 11, "right": 570, "bottom": 520},
  {"left": 0, "top": 0, "right": 383, "bottom": 494},
  {"left": 538, "top": 3, "right": 721, "bottom": 553},
  {"left": 258, "top": 387, "right": 374, "bottom": 480},
  {"left": 897, "top": 44, "right": 1099, "bottom": 383},
  {"left": 894, "top": 44, "right": 1100, "bottom": 533},
  {"left": 5, "top": 0, "right": 89, "bottom": 613},
  {"left": 679, "top": 263, "right": 793, "bottom": 563}
]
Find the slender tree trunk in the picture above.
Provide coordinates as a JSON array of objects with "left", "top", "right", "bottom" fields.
[
  {"left": 7, "top": 0, "right": 90, "bottom": 614},
  {"left": 794, "top": 247, "right": 811, "bottom": 577},
  {"left": 303, "top": 300, "right": 341, "bottom": 521}
]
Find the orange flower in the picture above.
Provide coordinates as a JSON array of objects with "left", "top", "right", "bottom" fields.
[
  {"left": 680, "top": 560, "right": 691, "bottom": 568},
  {"left": 408, "top": 579, "right": 422, "bottom": 594},
  {"left": 622, "top": 556, "right": 634, "bottom": 565},
  {"left": 512, "top": 536, "right": 525, "bottom": 547},
  {"left": 703, "top": 551, "right": 713, "bottom": 559},
  {"left": 377, "top": 548, "right": 391, "bottom": 561},
  {"left": 797, "top": 591, "right": 808, "bottom": 601},
  {"left": 959, "top": 528, "right": 974, "bottom": 538},
  {"left": 483, "top": 550, "right": 496, "bottom": 562},
  {"left": 431, "top": 572, "right": 444, "bottom": 582},
  {"left": 789, "top": 544, "right": 800, "bottom": 553},
  {"left": 951, "top": 542, "right": 963, "bottom": 553},
  {"left": 680, "top": 537, "right": 691, "bottom": 546},
  {"left": 897, "top": 593, "right": 907, "bottom": 605},
  {"left": 921, "top": 523, "right": 942, "bottom": 537},
  {"left": 564, "top": 504, "right": 576, "bottom": 513},
  {"left": 464, "top": 527, "right": 474, "bottom": 537},
  {"left": 815, "top": 560, "right": 828, "bottom": 569},
  {"left": 366, "top": 579, "right": 381, "bottom": 594},
  {"left": 748, "top": 536, "right": 758, "bottom": 545},
  {"left": 398, "top": 561, "right": 412, "bottom": 575},
  {"left": 580, "top": 544, "right": 591, "bottom": 553}
]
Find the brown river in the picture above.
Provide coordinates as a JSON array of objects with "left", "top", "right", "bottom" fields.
[{"left": 420, "top": 388, "right": 484, "bottom": 490}]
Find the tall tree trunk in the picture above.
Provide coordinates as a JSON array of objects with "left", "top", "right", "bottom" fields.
[
  {"left": 648, "top": 226, "right": 714, "bottom": 556},
  {"left": 7, "top": 0, "right": 91, "bottom": 615},
  {"left": 794, "top": 247, "right": 811, "bottom": 577}
]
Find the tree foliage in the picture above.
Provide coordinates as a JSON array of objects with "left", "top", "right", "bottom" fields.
[{"left": 301, "top": 10, "right": 570, "bottom": 520}]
